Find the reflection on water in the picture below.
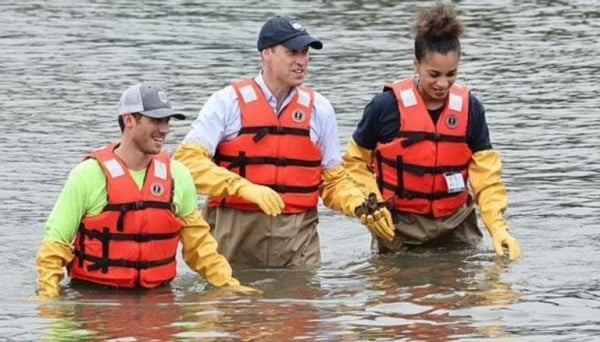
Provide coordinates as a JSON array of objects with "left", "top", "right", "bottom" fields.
[
  {"left": 35, "top": 250, "right": 521, "bottom": 340},
  {"left": 38, "top": 290, "right": 184, "bottom": 341},
  {"left": 2, "top": 0, "right": 600, "bottom": 340}
]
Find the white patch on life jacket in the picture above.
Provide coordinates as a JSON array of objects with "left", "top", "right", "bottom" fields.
[
  {"left": 154, "top": 160, "right": 167, "bottom": 180},
  {"left": 400, "top": 89, "right": 417, "bottom": 107},
  {"left": 449, "top": 93, "right": 463, "bottom": 112},
  {"left": 103, "top": 159, "right": 125, "bottom": 178},
  {"left": 297, "top": 89, "right": 310, "bottom": 107},
  {"left": 239, "top": 85, "right": 257, "bottom": 103}
]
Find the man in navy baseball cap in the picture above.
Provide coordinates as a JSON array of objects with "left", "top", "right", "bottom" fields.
[
  {"left": 174, "top": 14, "right": 389, "bottom": 269},
  {"left": 257, "top": 16, "right": 323, "bottom": 51}
]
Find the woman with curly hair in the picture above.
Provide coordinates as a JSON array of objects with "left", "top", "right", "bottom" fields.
[{"left": 344, "top": 2, "right": 521, "bottom": 260}]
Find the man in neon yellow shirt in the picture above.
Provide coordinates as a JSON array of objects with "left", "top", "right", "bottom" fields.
[{"left": 35, "top": 83, "right": 259, "bottom": 299}]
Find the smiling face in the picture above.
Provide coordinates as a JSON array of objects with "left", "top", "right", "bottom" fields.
[
  {"left": 123, "top": 113, "right": 171, "bottom": 155},
  {"left": 262, "top": 45, "right": 310, "bottom": 89},
  {"left": 414, "top": 50, "right": 460, "bottom": 109}
]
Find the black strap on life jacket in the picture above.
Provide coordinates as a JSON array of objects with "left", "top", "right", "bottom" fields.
[
  {"left": 76, "top": 226, "right": 179, "bottom": 273},
  {"left": 397, "top": 131, "right": 466, "bottom": 148},
  {"left": 375, "top": 152, "right": 405, "bottom": 196},
  {"left": 216, "top": 183, "right": 321, "bottom": 209},
  {"left": 238, "top": 125, "right": 310, "bottom": 143},
  {"left": 103, "top": 201, "right": 172, "bottom": 232},
  {"left": 264, "top": 183, "right": 321, "bottom": 193},
  {"left": 380, "top": 179, "right": 464, "bottom": 201},
  {"left": 375, "top": 153, "right": 465, "bottom": 201},
  {"left": 218, "top": 154, "right": 322, "bottom": 171},
  {"left": 378, "top": 154, "right": 469, "bottom": 177},
  {"left": 375, "top": 150, "right": 385, "bottom": 192},
  {"left": 213, "top": 148, "right": 321, "bottom": 196},
  {"left": 75, "top": 250, "right": 176, "bottom": 273}
]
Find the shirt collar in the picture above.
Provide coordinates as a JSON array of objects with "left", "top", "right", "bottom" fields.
[{"left": 254, "top": 71, "right": 296, "bottom": 113}]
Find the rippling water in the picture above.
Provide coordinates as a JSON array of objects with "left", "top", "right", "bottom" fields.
[{"left": 1, "top": 0, "right": 599, "bottom": 340}]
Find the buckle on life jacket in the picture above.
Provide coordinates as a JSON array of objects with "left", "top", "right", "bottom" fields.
[
  {"left": 119, "top": 201, "right": 144, "bottom": 213},
  {"left": 135, "top": 261, "right": 153, "bottom": 269},
  {"left": 271, "top": 185, "right": 286, "bottom": 193},
  {"left": 133, "top": 234, "right": 151, "bottom": 242},
  {"left": 253, "top": 127, "right": 270, "bottom": 143}
]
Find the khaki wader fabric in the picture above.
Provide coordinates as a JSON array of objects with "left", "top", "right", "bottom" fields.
[
  {"left": 374, "top": 199, "right": 483, "bottom": 253},
  {"left": 204, "top": 206, "right": 320, "bottom": 268}
]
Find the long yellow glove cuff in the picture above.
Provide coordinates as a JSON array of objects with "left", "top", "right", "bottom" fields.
[
  {"left": 35, "top": 241, "right": 74, "bottom": 299},
  {"left": 469, "top": 150, "right": 521, "bottom": 260},
  {"left": 321, "top": 165, "right": 366, "bottom": 217},
  {"left": 180, "top": 210, "right": 236, "bottom": 287},
  {"left": 174, "top": 143, "right": 284, "bottom": 216},
  {"left": 180, "top": 210, "right": 263, "bottom": 295},
  {"left": 343, "top": 138, "right": 384, "bottom": 201},
  {"left": 173, "top": 143, "right": 250, "bottom": 197}
]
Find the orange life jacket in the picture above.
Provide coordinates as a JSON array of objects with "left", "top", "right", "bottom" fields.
[
  {"left": 207, "top": 79, "right": 322, "bottom": 214},
  {"left": 374, "top": 78, "right": 472, "bottom": 218},
  {"left": 70, "top": 143, "right": 182, "bottom": 288}
]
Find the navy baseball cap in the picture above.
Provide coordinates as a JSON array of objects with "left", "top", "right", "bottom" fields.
[{"left": 257, "top": 16, "right": 323, "bottom": 51}]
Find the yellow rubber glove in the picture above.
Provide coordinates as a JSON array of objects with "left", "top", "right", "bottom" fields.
[
  {"left": 354, "top": 194, "right": 395, "bottom": 242},
  {"left": 179, "top": 210, "right": 262, "bottom": 295},
  {"left": 35, "top": 241, "right": 74, "bottom": 300},
  {"left": 469, "top": 150, "right": 522, "bottom": 261},
  {"left": 340, "top": 139, "right": 395, "bottom": 241},
  {"left": 222, "top": 278, "right": 264, "bottom": 296},
  {"left": 235, "top": 181, "right": 285, "bottom": 216},
  {"left": 173, "top": 143, "right": 253, "bottom": 197},
  {"left": 321, "top": 165, "right": 395, "bottom": 241},
  {"left": 174, "top": 143, "right": 284, "bottom": 216},
  {"left": 343, "top": 138, "right": 384, "bottom": 201},
  {"left": 321, "top": 164, "right": 367, "bottom": 216}
]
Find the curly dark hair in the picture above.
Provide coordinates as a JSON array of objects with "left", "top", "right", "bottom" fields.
[{"left": 413, "top": 2, "right": 464, "bottom": 62}]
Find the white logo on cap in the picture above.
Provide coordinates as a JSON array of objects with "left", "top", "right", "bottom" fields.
[
  {"left": 158, "top": 91, "right": 168, "bottom": 103},
  {"left": 290, "top": 21, "right": 305, "bottom": 31}
]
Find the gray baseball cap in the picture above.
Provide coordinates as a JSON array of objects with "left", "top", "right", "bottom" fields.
[{"left": 117, "top": 83, "right": 185, "bottom": 120}]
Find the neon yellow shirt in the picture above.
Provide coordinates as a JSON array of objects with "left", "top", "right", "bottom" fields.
[{"left": 43, "top": 158, "right": 198, "bottom": 244}]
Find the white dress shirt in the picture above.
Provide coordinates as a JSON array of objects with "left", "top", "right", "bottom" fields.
[{"left": 182, "top": 72, "right": 343, "bottom": 169}]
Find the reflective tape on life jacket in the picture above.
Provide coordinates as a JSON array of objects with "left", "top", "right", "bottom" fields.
[
  {"left": 375, "top": 78, "right": 472, "bottom": 218},
  {"left": 70, "top": 143, "right": 182, "bottom": 288},
  {"left": 208, "top": 79, "right": 322, "bottom": 213}
]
